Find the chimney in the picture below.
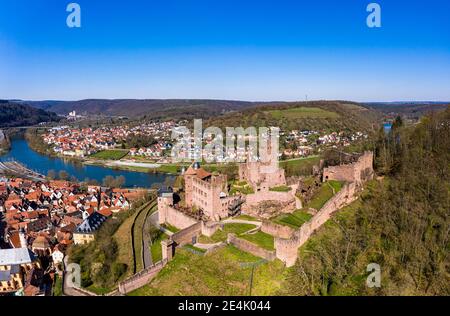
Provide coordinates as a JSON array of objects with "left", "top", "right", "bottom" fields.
[{"left": 19, "top": 228, "right": 28, "bottom": 248}]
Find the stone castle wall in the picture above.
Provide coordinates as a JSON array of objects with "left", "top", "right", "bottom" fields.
[
  {"left": 118, "top": 260, "right": 167, "bottom": 294},
  {"left": 227, "top": 233, "right": 276, "bottom": 261},
  {"left": 201, "top": 221, "right": 223, "bottom": 237},
  {"left": 172, "top": 222, "right": 202, "bottom": 246},
  {"left": 158, "top": 196, "right": 198, "bottom": 230},
  {"left": 242, "top": 190, "right": 297, "bottom": 218},
  {"left": 275, "top": 182, "right": 358, "bottom": 266},
  {"left": 261, "top": 221, "right": 295, "bottom": 239},
  {"left": 323, "top": 151, "right": 374, "bottom": 186}
]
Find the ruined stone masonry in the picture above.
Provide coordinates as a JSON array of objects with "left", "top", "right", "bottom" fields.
[{"left": 274, "top": 151, "right": 374, "bottom": 267}]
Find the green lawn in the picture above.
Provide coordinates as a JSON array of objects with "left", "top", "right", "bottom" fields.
[
  {"left": 127, "top": 246, "right": 286, "bottom": 296},
  {"left": 272, "top": 210, "right": 313, "bottom": 228},
  {"left": 266, "top": 107, "right": 339, "bottom": 119},
  {"left": 240, "top": 231, "right": 275, "bottom": 250},
  {"left": 229, "top": 180, "right": 254, "bottom": 195},
  {"left": 150, "top": 232, "right": 169, "bottom": 263},
  {"left": 90, "top": 149, "right": 129, "bottom": 160},
  {"left": 198, "top": 223, "right": 257, "bottom": 243},
  {"left": 307, "top": 180, "right": 342, "bottom": 211}
]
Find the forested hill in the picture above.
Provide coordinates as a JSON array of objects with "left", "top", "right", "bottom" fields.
[
  {"left": 22, "top": 99, "right": 258, "bottom": 119},
  {"left": 205, "top": 101, "right": 381, "bottom": 132},
  {"left": 282, "top": 106, "right": 450, "bottom": 295},
  {"left": 0, "top": 100, "right": 60, "bottom": 128},
  {"left": 22, "top": 99, "right": 380, "bottom": 132}
]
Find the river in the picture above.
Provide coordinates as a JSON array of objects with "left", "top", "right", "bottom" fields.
[{"left": 0, "top": 136, "right": 173, "bottom": 188}]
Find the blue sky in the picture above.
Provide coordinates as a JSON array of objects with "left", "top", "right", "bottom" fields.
[{"left": 0, "top": 0, "right": 449, "bottom": 101}]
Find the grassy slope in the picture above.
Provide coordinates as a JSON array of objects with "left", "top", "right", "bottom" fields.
[
  {"left": 239, "top": 231, "right": 275, "bottom": 250},
  {"left": 133, "top": 203, "right": 158, "bottom": 272},
  {"left": 128, "top": 246, "right": 286, "bottom": 296},
  {"left": 113, "top": 201, "right": 153, "bottom": 278}
]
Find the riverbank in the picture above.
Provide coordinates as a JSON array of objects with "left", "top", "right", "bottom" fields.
[
  {"left": 20, "top": 127, "right": 323, "bottom": 178},
  {"left": 0, "top": 130, "right": 11, "bottom": 155},
  {"left": 2, "top": 137, "right": 173, "bottom": 188}
]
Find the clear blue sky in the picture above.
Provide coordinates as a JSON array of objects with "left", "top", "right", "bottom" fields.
[{"left": 0, "top": 0, "right": 449, "bottom": 101}]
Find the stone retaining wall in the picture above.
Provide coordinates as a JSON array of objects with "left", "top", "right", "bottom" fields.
[
  {"left": 275, "top": 182, "right": 358, "bottom": 267},
  {"left": 172, "top": 222, "right": 202, "bottom": 246},
  {"left": 160, "top": 205, "right": 198, "bottom": 230},
  {"left": 261, "top": 220, "right": 295, "bottom": 239},
  {"left": 118, "top": 260, "right": 167, "bottom": 294},
  {"left": 227, "top": 233, "right": 276, "bottom": 261}
]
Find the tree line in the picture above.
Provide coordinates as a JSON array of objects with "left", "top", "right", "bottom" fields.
[{"left": 281, "top": 108, "right": 450, "bottom": 295}]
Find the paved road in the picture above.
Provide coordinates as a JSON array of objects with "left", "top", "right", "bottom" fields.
[{"left": 142, "top": 209, "right": 159, "bottom": 269}]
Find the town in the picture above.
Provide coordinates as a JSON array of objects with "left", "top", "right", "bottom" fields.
[
  {"left": 0, "top": 176, "right": 148, "bottom": 295},
  {"left": 41, "top": 121, "right": 368, "bottom": 163}
]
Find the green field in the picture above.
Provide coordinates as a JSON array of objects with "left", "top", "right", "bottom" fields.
[
  {"left": 128, "top": 246, "right": 286, "bottom": 296},
  {"left": 90, "top": 149, "right": 129, "bottom": 160},
  {"left": 266, "top": 107, "right": 339, "bottom": 119}
]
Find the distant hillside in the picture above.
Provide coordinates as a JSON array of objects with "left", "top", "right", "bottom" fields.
[
  {"left": 22, "top": 99, "right": 258, "bottom": 119},
  {"left": 205, "top": 101, "right": 381, "bottom": 132},
  {"left": 0, "top": 100, "right": 60, "bottom": 128},
  {"left": 364, "top": 102, "right": 449, "bottom": 119}
]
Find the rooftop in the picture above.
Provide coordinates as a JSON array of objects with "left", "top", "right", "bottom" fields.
[{"left": 0, "top": 248, "right": 36, "bottom": 266}]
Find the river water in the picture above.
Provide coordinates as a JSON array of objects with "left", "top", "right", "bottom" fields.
[{"left": 0, "top": 136, "right": 173, "bottom": 188}]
